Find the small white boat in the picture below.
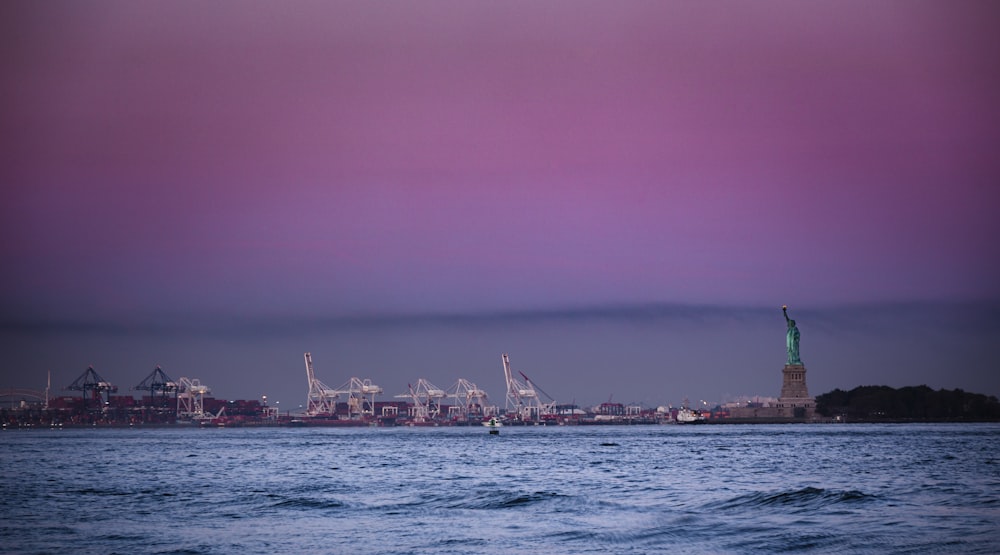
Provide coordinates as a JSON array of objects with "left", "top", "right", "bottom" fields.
[
  {"left": 483, "top": 417, "right": 502, "bottom": 434},
  {"left": 482, "top": 417, "right": 502, "bottom": 428}
]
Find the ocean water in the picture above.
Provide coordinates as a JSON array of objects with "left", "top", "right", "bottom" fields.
[{"left": 2, "top": 423, "right": 998, "bottom": 554}]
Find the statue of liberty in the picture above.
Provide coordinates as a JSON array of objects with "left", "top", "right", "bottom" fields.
[{"left": 782, "top": 305, "right": 801, "bottom": 365}]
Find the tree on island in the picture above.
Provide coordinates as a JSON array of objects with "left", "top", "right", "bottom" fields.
[{"left": 816, "top": 385, "right": 1000, "bottom": 421}]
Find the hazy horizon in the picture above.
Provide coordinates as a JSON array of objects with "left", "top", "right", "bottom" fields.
[{"left": 3, "top": 300, "right": 997, "bottom": 410}]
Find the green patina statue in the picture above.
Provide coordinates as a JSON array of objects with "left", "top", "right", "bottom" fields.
[{"left": 783, "top": 305, "right": 802, "bottom": 365}]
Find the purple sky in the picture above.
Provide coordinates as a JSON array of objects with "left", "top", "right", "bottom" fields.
[{"left": 2, "top": 1, "right": 999, "bottom": 408}]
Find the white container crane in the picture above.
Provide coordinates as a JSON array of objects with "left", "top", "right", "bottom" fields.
[
  {"left": 304, "top": 352, "right": 340, "bottom": 416},
  {"left": 502, "top": 353, "right": 555, "bottom": 421}
]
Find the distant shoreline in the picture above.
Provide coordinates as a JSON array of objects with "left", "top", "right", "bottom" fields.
[{"left": 6, "top": 418, "right": 999, "bottom": 430}]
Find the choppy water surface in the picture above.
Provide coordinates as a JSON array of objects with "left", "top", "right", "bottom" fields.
[{"left": 2, "top": 423, "right": 998, "bottom": 554}]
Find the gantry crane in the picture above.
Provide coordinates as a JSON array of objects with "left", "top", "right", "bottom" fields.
[
  {"left": 330, "top": 376, "right": 382, "bottom": 419},
  {"left": 133, "top": 365, "right": 178, "bottom": 409},
  {"left": 176, "top": 377, "right": 213, "bottom": 419},
  {"left": 66, "top": 366, "right": 117, "bottom": 408},
  {"left": 446, "top": 378, "right": 493, "bottom": 419},
  {"left": 395, "top": 378, "right": 446, "bottom": 422},
  {"left": 304, "top": 352, "right": 339, "bottom": 415},
  {"left": 304, "top": 352, "right": 382, "bottom": 419},
  {"left": 502, "top": 353, "right": 555, "bottom": 421}
]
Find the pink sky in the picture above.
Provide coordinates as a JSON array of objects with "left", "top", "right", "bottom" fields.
[
  {"left": 5, "top": 1, "right": 998, "bottom": 317},
  {"left": 2, "top": 2, "right": 998, "bottom": 404}
]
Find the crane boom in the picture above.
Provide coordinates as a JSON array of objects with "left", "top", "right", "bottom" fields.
[{"left": 305, "top": 352, "right": 316, "bottom": 384}]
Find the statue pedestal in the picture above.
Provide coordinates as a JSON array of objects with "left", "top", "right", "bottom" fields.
[
  {"left": 780, "top": 364, "right": 809, "bottom": 398},
  {"left": 778, "top": 364, "right": 815, "bottom": 419}
]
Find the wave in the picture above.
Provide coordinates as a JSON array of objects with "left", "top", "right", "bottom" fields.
[
  {"left": 709, "top": 487, "right": 876, "bottom": 512},
  {"left": 452, "top": 489, "right": 572, "bottom": 510},
  {"left": 270, "top": 497, "right": 346, "bottom": 510},
  {"left": 372, "top": 489, "right": 575, "bottom": 511},
  {"left": 483, "top": 491, "right": 567, "bottom": 509}
]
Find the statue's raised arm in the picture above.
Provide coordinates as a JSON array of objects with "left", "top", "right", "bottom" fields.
[{"left": 783, "top": 305, "right": 790, "bottom": 324}]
